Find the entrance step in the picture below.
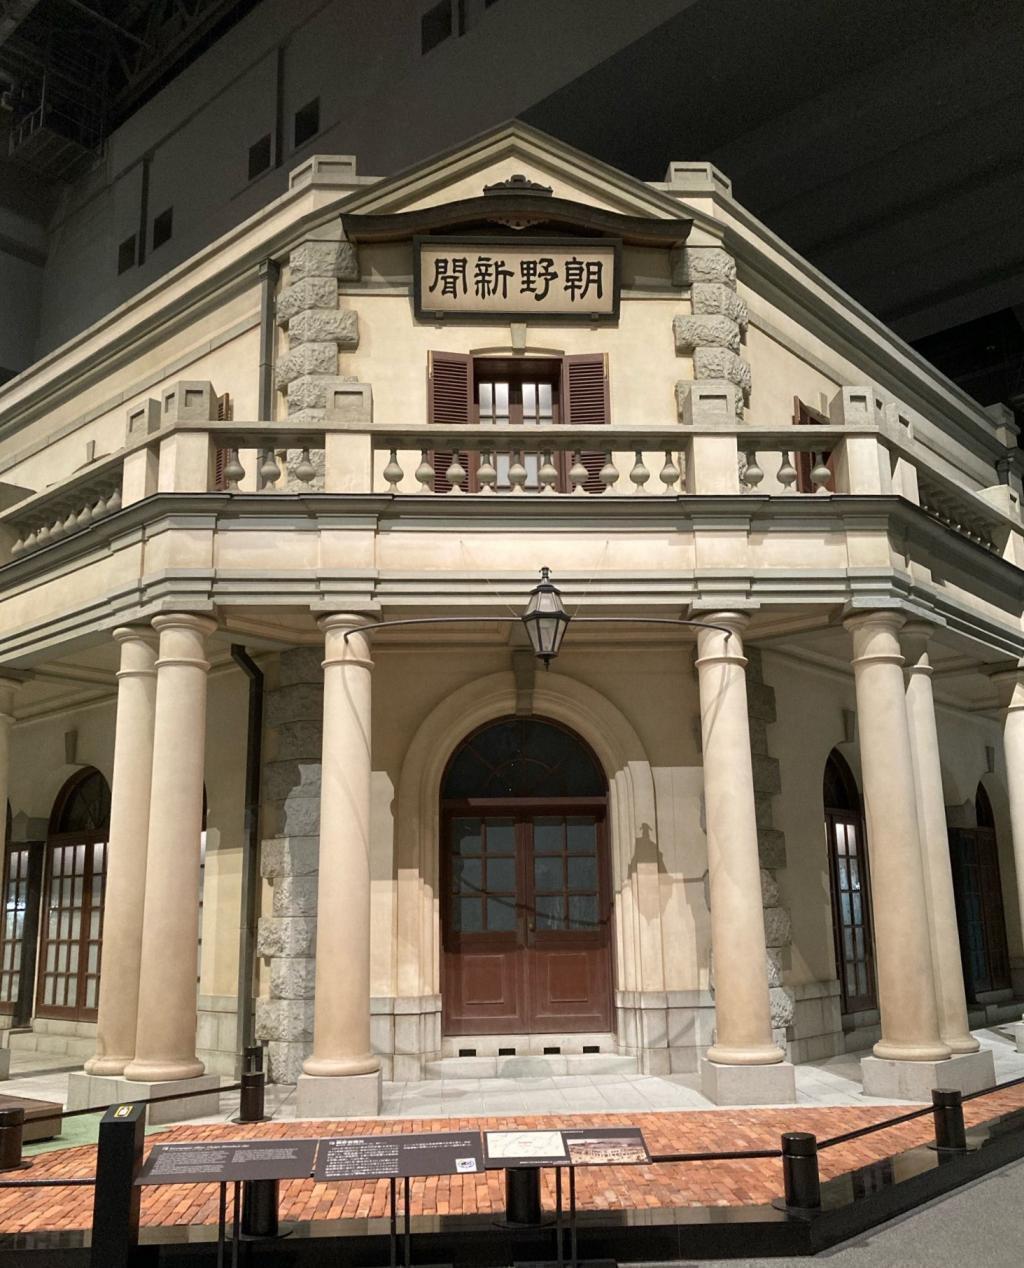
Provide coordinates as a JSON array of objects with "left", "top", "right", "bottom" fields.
[
  {"left": 440, "top": 1032, "right": 618, "bottom": 1060},
  {"left": 424, "top": 1052, "right": 638, "bottom": 1080}
]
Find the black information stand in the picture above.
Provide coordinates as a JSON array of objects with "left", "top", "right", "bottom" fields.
[
  {"left": 314, "top": 1131, "right": 484, "bottom": 1268},
  {"left": 137, "top": 1137, "right": 319, "bottom": 1268}
]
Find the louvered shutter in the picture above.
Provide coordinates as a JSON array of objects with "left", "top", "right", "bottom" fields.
[
  {"left": 563, "top": 353, "right": 609, "bottom": 493},
  {"left": 214, "top": 393, "right": 233, "bottom": 490},
  {"left": 428, "top": 351, "right": 473, "bottom": 492},
  {"left": 793, "top": 395, "right": 834, "bottom": 493}
]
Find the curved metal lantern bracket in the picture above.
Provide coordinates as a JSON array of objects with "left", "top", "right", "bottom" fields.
[{"left": 342, "top": 615, "right": 733, "bottom": 643}]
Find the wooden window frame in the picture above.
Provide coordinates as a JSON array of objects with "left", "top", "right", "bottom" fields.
[
  {"left": 823, "top": 753, "right": 877, "bottom": 1016},
  {"left": 793, "top": 396, "right": 835, "bottom": 493}
]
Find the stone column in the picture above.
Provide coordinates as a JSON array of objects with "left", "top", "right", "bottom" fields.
[
  {"left": 695, "top": 613, "right": 795, "bottom": 1105},
  {"left": 85, "top": 629, "right": 158, "bottom": 1075},
  {"left": 845, "top": 611, "right": 972, "bottom": 1099},
  {"left": 123, "top": 615, "right": 220, "bottom": 1104},
  {"left": 903, "top": 623, "right": 981, "bottom": 1057},
  {"left": 989, "top": 662, "right": 1024, "bottom": 1049},
  {"left": 296, "top": 614, "right": 381, "bottom": 1116}
]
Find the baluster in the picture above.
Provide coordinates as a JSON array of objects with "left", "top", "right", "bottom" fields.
[
  {"left": 538, "top": 450, "right": 558, "bottom": 495},
  {"left": 50, "top": 516, "right": 65, "bottom": 541},
  {"left": 777, "top": 451, "right": 797, "bottom": 492},
  {"left": 9, "top": 533, "right": 23, "bottom": 557},
  {"left": 107, "top": 487, "right": 122, "bottom": 513},
  {"left": 659, "top": 450, "right": 681, "bottom": 493},
  {"left": 740, "top": 448, "right": 764, "bottom": 491},
  {"left": 446, "top": 451, "right": 467, "bottom": 494},
  {"left": 224, "top": 448, "right": 245, "bottom": 491},
  {"left": 569, "top": 452, "right": 588, "bottom": 495},
  {"left": 382, "top": 448, "right": 404, "bottom": 492},
  {"left": 508, "top": 451, "right": 528, "bottom": 495},
  {"left": 259, "top": 448, "right": 281, "bottom": 490},
  {"left": 629, "top": 450, "right": 650, "bottom": 494},
  {"left": 415, "top": 449, "right": 434, "bottom": 492},
  {"left": 477, "top": 451, "right": 497, "bottom": 494},
  {"left": 294, "top": 448, "right": 317, "bottom": 486},
  {"left": 23, "top": 528, "right": 37, "bottom": 552},
  {"left": 810, "top": 453, "right": 831, "bottom": 491},
  {"left": 62, "top": 509, "right": 77, "bottom": 535},
  {"left": 35, "top": 523, "right": 50, "bottom": 546},
  {"left": 92, "top": 491, "right": 108, "bottom": 518},
  {"left": 599, "top": 451, "right": 619, "bottom": 494},
  {"left": 76, "top": 501, "right": 92, "bottom": 528}
]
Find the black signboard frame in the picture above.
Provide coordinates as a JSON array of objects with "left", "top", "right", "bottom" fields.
[{"left": 413, "top": 234, "right": 623, "bottom": 325}]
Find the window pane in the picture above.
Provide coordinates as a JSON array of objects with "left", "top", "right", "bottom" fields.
[
  {"left": 566, "top": 818, "right": 596, "bottom": 854},
  {"left": 485, "top": 820, "right": 515, "bottom": 854},
  {"left": 534, "top": 856, "right": 563, "bottom": 893},
  {"left": 487, "top": 897, "right": 516, "bottom": 931},
  {"left": 533, "top": 818, "right": 563, "bottom": 854},
  {"left": 486, "top": 857, "right": 515, "bottom": 893},
  {"left": 535, "top": 895, "right": 564, "bottom": 930},
  {"left": 567, "top": 857, "right": 597, "bottom": 892},
  {"left": 568, "top": 894, "right": 598, "bottom": 929},
  {"left": 453, "top": 857, "right": 482, "bottom": 893},
  {"left": 453, "top": 818, "right": 482, "bottom": 854},
  {"left": 455, "top": 897, "right": 482, "bottom": 932}
]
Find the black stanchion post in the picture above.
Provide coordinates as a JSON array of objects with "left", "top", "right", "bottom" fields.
[
  {"left": 505, "top": 1165, "right": 542, "bottom": 1225},
  {"left": 91, "top": 1102, "right": 146, "bottom": 1268},
  {"left": 0, "top": 1107, "right": 26, "bottom": 1172},
  {"left": 234, "top": 1044, "right": 268, "bottom": 1124},
  {"left": 781, "top": 1132, "right": 821, "bottom": 1210},
  {"left": 241, "top": 1176, "right": 280, "bottom": 1238},
  {"left": 932, "top": 1088, "right": 967, "bottom": 1151}
]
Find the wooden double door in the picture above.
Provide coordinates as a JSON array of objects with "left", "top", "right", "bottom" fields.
[{"left": 442, "top": 802, "right": 612, "bottom": 1035}]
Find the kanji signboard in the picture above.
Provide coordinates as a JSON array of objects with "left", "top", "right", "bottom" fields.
[{"left": 415, "top": 236, "right": 620, "bottom": 323}]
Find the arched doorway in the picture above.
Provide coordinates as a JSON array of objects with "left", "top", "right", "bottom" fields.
[
  {"left": 37, "top": 769, "right": 110, "bottom": 1020},
  {"left": 0, "top": 802, "right": 44, "bottom": 1027},
  {"left": 823, "top": 751, "right": 877, "bottom": 1015},
  {"left": 441, "top": 717, "right": 612, "bottom": 1035},
  {"left": 949, "top": 783, "right": 1010, "bottom": 1000}
]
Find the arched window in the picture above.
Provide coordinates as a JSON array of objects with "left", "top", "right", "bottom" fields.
[
  {"left": 949, "top": 783, "right": 1010, "bottom": 999},
  {"left": 440, "top": 717, "right": 612, "bottom": 1037},
  {"left": 0, "top": 802, "right": 44, "bottom": 1026},
  {"left": 823, "top": 751, "right": 877, "bottom": 1015},
  {"left": 37, "top": 769, "right": 110, "bottom": 1020}
]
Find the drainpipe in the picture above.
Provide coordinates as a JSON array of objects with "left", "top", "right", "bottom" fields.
[
  {"left": 257, "top": 258, "right": 280, "bottom": 420},
  {"left": 231, "top": 645, "right": 264, "bottom": 1073}
]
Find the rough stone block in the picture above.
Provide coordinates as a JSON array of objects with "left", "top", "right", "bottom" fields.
[
  {"left": 267, "top": 1040, "right": 308, "bottom": 1085},
  {"left": 285, "top": 447, "right": 326, "bottom": 491},
  {"left": 255, "top": 997, "right": 314, "bottom": 1043},
  {"left": 769, "top": 986, "right": 795, "bottom": 1028},
  {"left": 760, "top": 868, "right": 780, "bottom": 907},
  {"left": 700, "top": 1058, "right": 796, "bottom": 1105},
  {"left": 747, "top": 716, "right": 768, "bottom": 755},
  {"left": 270, "top": 956, "right": 316, "bottom": 1000},
  {"left": 277, "top": 342, "right": 339, "bottom": 388},
  {"left": 693, "top": 347, "right": 752, "bottom": 395},
  {"left": 263, "top": 759, "right": 322, "bottom": 803},
  {"left": 287, "top": 309, "right": 359, "bottom": 348},
  {"left": 257, "top": 915, "right": 317, "bottom": 958},
  {"left": 268, "top": 794, "right": 321, "bottom": 838},
  {"left": 271, "top": 720, "right": 323, "bottom": 761},
  {"left": 861, "top": 1048, "right": 995, "bottom": 1101},
  {"left": 763, "top": 906, "right": 792, "bottom": 947},
  {"left": 288, "top": 240, "right": 359, "bottom": 282},
  {"left": 266, "top": 682, "right": 324, "bottom": 728},
  {"left": 277, "top": 277, "right": 338, "bottom": 323},
  {"left": 272, "top": 874, "right": 319, "bottom": 917},
  {"left": 278, "top": 647, "right": 326, "bottom": 686},
  {"left": 746, "top": 682, "right": 778, "bottom": 723},
  {"left": 673, "top": 313, "right": 742, "bottom": 354},
  {"left": 672, "top": 246, "right": 737, "bottom": 289},
  {"left": 691, "top": 282, "right": 748, "bottom": 325},
  {"left": 260, "top": 836, "right": 319, "bottom": 879},
  {"left": 285, "top": 375, "right": 331, "bottom": 413},
  {"left": 752, "top": 754, "right": 781, "bottom": 796},
  {"left": 766, "top": 948, "right": 784, "bottom": 988},
  {"left": 296, "top": 1070, "right": 382, "bottom": 1117}
]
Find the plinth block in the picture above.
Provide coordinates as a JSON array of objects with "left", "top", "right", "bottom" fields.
[
  {"left": 67, "top": 1071, "right": 221, "bottom": 1124},
  {"left": 860, "top": 1048, "right": 996, "bottom": 1101},
  {"left": 1007, "top": 1022, "right": 1024, "bottom": 1054},
  {"left": 0, "top": 1049, "right": 9, "bottom": 1082},
  {"left": 296, "top": 1070, "right": 382, "bottom": 1118},
  {"left": 700, "top": 1058, "right": 796, "bottom": 1105}
]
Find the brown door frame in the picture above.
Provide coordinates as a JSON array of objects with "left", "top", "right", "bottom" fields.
[
  {"left": 825, "top": 807, "right": 878, "bottom": 1016},
  {"left": 36, "top": 832, "right": 106, "bottom": 1021},
  {"left": 441, "top": 796, "right": 613, "bottom": 1035}
]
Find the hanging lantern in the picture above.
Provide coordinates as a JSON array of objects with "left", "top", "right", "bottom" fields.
[{"left": 521, "top": 566, "right": 571, "bottom": 667}]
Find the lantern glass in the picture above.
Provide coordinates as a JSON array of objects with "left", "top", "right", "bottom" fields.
[{"left": 522, "top": 567, "right": 570, "bottom": 666}]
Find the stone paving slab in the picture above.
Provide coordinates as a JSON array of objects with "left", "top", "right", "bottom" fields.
[{"left": 3, "top": 1083, "right": 1024, "bottom": 1235}]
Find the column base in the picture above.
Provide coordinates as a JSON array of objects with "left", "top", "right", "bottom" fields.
[
  {"left": 860, "top": 1048, "right": 996, "bottom": 1101},
  {"left": 700, "top": 1058, "right": 796, "bottom": 1106},
  {"left": 67, "top": 1071, "right": 221, "bottom": 1124},
  {"left": 296, "top": 1070, "right": 382, "bottom": 1119},
  {"left": 1007, "top": 1022, "right": 1024, "bottom": 1054}
]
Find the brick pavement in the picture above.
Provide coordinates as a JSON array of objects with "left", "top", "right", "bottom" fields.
[{"left": 2, "top": 1084, "right": 1024, "bottom": 1235}]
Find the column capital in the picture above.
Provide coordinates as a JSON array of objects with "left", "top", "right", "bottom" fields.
[
  {"left": 901, "top": 619, "right": 941, "bottom": 676},
  {"left": 113, "top": 625, "right": 159, "bottom": 647},
  {"left": 693, "top": 611, "right": 749, "bottom": 669},
  {"left": 983, "top": 660, "right": 1024, "bottom": 711},
  {"left": 319, "top": 613, "right": 376, "bottom": 670},
  {"left": 317, "top": 612, "right": 377, "bottom": 634},
  {"left": 843, "top": 608, "right": 907, "bottom": 636},
  {"left": 150, "top": 613, "right": 218, "bottom": 638}
]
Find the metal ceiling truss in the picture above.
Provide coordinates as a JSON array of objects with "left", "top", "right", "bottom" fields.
[{"left": 0, "top": 0, "right": 255, "bottom": 179}]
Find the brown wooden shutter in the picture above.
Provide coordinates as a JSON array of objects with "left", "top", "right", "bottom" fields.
[
  {"left": 214, "top": 393, "right": 232, "bottom": 490},
  {"left": 563, "top": 353, "right": 609, "bottom": 493},
  {"left": 793, "top": 395, "right": 834, "bottom": 493},
  {"left": 428, "top": 351, "right": 473, "bottom": 492}
]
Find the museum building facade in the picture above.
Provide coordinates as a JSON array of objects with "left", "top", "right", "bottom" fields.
[{"left": 0, "top": 124, "right": 1023, "bottom": 1115}]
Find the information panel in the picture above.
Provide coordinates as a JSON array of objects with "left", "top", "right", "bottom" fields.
[
  {"left": 483, "top": 1130, "right": 570, "bottom": 1169},
  {"left": 562, "top": 1126, "right": 650, "bottom": 1166},
  {"left": 138, "top": 1138, "right": 319, "bottom": 1185},
  {"left": 314, "top": 1131, "right": 484, "bottom": 1181}
]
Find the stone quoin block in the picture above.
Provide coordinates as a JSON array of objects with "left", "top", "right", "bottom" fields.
[
  {"left": 278, "top": 647, "right": 326, "bottom": 686},
  {"left": 267, "top": 794, "right": 320, "bottom": 838},
  {"left": 673, "top": 313, "right": 742, "bottom": 355},
  {"left": 762, "top": 905, "right": 792, "bottom": 948},
  {"left": 690, "top": 282, "right": 748, "bottom": 326},
  {"left": 262, "top": 759, "right": 322, "bottom": 804},
  {"left": 287, "top": 308, "right": 359, "bottom": 348},
  {"left": 270, "top": 956, "right": 317, "bottom": 1000},
  {"left": 265, "top": 681, "right": 325, "bottom": 729},
  {"left": 269, "top": 719, "right": 323, "bottom": 762},
  {"left": 288, "top": 239, "right": 359, "bottom": 282},
  {"left": 766, "top": 948, "right": 785, "bottom": 988},
  {"left": 760, "top": 868, "right": 780, "bottom": 907},
  {"left": 693, "top": 347, "right": 752, "bottom": 396},
  {"left": 758, "top": 828, "right": 787, "bottom": 870},
  {"left": 260, "top": 836, "right": 319, "bottom": 879},
  {"left": 267, "top": 1041, "right": 308, "bottom": 1085},
  {"left": 256, "top": 914, "right": 317, "bottom": 959},
  {"left": 769, "top": 986, "right": 795, "bottom": 1028},
  {"left": 284, "top": 375, "right": 331, "bottom": 413},
  {"left": 271, "top": 874, "right": 319, "bottom": 918},
  {"left": 255, "top": 997, "right": 314, "bottom": 1043},
  {"left": 276, "top": 342, "right": 339, "bottom": 388},
  {"left": 276, "top": 277, "right": 339, "bottom": 324},
  {"left": 671, "top": 245, "right": 737, "bottom": 289}
]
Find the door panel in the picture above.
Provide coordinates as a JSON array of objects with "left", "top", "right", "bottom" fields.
[{"left": 442, "top": 806, "right": 612, "bottom": 1035}]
